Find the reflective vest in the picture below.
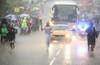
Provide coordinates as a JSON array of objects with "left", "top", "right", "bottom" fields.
[{"left": 22, "top": 18, "right": 27, "bottom": 27}]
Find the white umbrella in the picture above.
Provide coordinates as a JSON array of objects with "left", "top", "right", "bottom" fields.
[
  {"left": 5, "top": 14, "right": 18, "bottom": 21},
  {"left": 20, "top": 14, "right": 30, "bottom": 18}
]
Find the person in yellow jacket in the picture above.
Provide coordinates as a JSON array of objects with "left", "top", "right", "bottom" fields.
[
  {"left": 22, "top": 17, "right": 27, "bottom": 27},
  {"left": 21, "top": 17, "right": 28, "bottom": 33}
]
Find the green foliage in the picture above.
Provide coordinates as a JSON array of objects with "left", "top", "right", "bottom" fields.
[
  {"left": 0, "top": 0, "right": 10, "bottom": 16},
  {"left": 0, "top": 0, "right": 26, "bottom": 16},
  {"left": 7, "top": 0, "right": 26, "bottom": 13}
]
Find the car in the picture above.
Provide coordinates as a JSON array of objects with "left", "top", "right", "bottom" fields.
[{"left": 51, "top": 24, "right": 72, "bottom": 42}]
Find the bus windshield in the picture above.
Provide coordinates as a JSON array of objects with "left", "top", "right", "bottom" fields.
[{"left": 53, "top": 5, "right": 77, "bottom": 22}]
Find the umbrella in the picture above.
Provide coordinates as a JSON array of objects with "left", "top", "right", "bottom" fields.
[
  {"left": 19, "top": 14, "right": 30, "bottom": 18},
  {"left": 5, "top": 14, "right": 18, "bottom": 21}
]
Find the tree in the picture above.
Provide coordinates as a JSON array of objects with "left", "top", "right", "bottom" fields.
[
  {"left": 7, "top": 0, "right": 28, "bottom": 13},
  {"left": 0, "top": 0, "right": 9, "bottom": 17}
]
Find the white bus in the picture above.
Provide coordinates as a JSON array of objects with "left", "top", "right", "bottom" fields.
[{"left": 50, "top": 1, "right": 79, "bottom": 29}]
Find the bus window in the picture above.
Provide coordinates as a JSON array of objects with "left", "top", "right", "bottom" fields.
[{"left": 52, "top": 5, "right": 77, "bottom": 22}]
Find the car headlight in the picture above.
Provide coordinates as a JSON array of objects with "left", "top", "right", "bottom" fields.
[
  {"left": 73, "top": 25, "right": 76, "bottom": 29},
  {"left": 65, "top": 34, "right": 71, "bottom": 38}
]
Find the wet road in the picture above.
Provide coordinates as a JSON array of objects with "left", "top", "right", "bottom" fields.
[
  {"left": 49, "top": 33, "right": 100, "bottom": 65},
  {"left": 0, "top": 31, "right": 100, "bottom": 65},
  {"left": 0, "top": 31, "right": 49, "bottom": 65},
  {"left": 0, "top": 1, "right": 100, "bottom": 65}
]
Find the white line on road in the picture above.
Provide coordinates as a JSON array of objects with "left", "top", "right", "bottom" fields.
[
  {"left": 50, "top": 57, "right": 56, "bottom": 65},
  {"left": 49, "top": 46, "right": 64, "bottom": 65}
]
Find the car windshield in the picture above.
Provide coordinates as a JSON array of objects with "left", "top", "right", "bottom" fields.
[{"left": 52, "top": 25, "right": 71, "bottom": 30}]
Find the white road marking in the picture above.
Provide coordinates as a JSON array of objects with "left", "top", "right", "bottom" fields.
[
  {"left": 50, "top": 57, "right": 56, "bottom": 65},
  {"left": 49, "top": 45, "right": 64, "bottom": 65}
]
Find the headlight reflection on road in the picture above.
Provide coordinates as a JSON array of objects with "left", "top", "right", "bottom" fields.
[
  {"left": 49, "top": 44, "right": 55, "bottom": 59},
  {"left": 65, "top": 44, "right": 71, "bottom": 60},
  {"left": 52, "top": 40, "right": 58, "bottom": 43},
  {"left": 72, "top": 35, "right": 77, "bottom": 41},
  {"left": 77, "top": 46, "right": 87, "bottom": 57},
  {"left": 64, "top": 44, "right": 72, "bottom": 64}
]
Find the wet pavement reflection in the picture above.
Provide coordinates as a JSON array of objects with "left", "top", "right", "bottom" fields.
[{"left": 49, "top": 33, "right": 100, "bottom": 65}]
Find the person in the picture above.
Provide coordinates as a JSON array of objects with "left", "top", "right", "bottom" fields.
[
  {"left": 44, "top": 22, "right": 52, "bottom": 48},
  {"left": 8, "top": 24, "right": 17, "bottom": 49},
  {"left": 1, "top": 18, "right": 8, "bottom": 26},
  {"left": 27, "top": 18, "right": 32, "bottom": 32},
  {"left": 87, "top": 26, "right": 98, "bottom": 51},
  {"left": 0, "top": 18, "right": 9, "bottom": 29},
  {"left": 35, "top": 18, "right": 40, "bottom": 31},
  {"left": 20, "top": 17, "right": 28, "bottom": 34},
  {"left": 40, "top": 19, "right": 43, "bottom": 31},
  {"left": 92, "top": 15, "right": 100, "bottom": 34},
  {"left": 0, "top": 24, "right": 8, "bottom": 44},
  {"left": 17, "top": 16, "right": 21, "bottom": 26}
]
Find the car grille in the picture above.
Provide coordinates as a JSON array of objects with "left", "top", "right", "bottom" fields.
[
  {"left": 54, "top": 35, "right": 64, "bottom": 37},
  {"left": 53, "top": 35, "right": 64, "bottom": 40}
]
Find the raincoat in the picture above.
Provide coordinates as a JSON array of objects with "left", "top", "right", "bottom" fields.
[{"left": 87, "top": 27, "right": 98, "bottom": 45}]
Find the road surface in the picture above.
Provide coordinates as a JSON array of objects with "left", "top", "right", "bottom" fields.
[
  {"left": 49, "top": 32, "right": 100, "bottom": 65},
  {"left": 0, "top": 31, "right": 49, "bottom": 65}
]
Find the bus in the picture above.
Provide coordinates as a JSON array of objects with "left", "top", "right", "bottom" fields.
[{"left": 50, "top": 1, "right": 79, "bottom": 29}]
